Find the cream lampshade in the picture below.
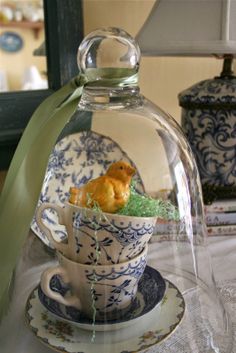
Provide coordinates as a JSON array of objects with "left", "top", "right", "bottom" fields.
[
  {"left": 136, "top": 0, "right": 236, "bottom": 56},
  {"left": 136, "top": 0, "right": 236, "bottom": 203}
]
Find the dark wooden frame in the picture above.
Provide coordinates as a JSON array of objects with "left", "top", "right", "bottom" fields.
[{"left": 0, "top": 0, "right": 84, "bottom": 170}]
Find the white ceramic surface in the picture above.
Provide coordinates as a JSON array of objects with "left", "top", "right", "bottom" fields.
[
  {"left": 40, "top": 248, "right": 147, "bottom": 320},
  {"left": 25, "top": 279, "right": 185, "bottom": 353},
  {"left": 31, "top": 131, "right": 144, "bottom": 248},
  {"left": 36, "top": 202, "right": 156, "bottom": 264}
]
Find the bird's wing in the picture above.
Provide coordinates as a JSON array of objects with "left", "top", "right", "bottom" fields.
[{"left": 80, "top": 176, "right": 114, "bottom": 208}]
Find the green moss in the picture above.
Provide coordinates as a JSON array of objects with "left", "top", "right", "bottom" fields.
[{"left": 117, "top": 183, "right": 179, "bottom": 220}]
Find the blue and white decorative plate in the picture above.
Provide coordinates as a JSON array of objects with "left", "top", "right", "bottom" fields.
[
  {"left": 31, "top": 131, "right": 144, "bottom": 248},
  {"left": 0, "top": 31, "right": 23, "bottom": 52},
  {"left": 25, "top": 273, "right": 185, "bottom": 353},
  {"left": 38, "top": 266, "right": 166, "bottom": 331}
]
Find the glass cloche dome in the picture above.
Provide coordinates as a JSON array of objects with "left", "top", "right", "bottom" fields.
[{"left": 24, "top": 28, "right": 233, "bottom": 353}]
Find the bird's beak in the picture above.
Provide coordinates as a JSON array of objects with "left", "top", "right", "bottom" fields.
[{"left": 127, "top": 165, "right": 136, "bottom": 176}]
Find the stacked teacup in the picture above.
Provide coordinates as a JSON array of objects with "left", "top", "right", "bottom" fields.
[{"left": 36, "top": 201, "right": 156, "bottom": 322}]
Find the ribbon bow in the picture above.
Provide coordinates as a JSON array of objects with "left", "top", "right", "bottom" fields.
[{"left": 0, "top": 68, "right": 138, "bottom": 321}]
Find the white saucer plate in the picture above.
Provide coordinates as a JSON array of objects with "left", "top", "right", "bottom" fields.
[
  {"left": 25, "top": 279, "right": 185, "bottom": 353},
  {"left": 31, "top": 131, "right": 144, "bottom": 248}
]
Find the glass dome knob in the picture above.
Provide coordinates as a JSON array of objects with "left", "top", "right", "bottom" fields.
[{"left": 77, "top": 27, "right": 141, "bottom": 82}]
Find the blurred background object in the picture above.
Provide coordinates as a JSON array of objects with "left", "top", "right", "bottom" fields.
[
  {"left": 21, "top": 65, "right": 47, "bottom": 90},
  {"left": 0, "top": 68, "right": 9, "bottom": 91},
  {"left": 0, "top": 0, "right": 45, "bottom": 91},
  {"left": 33, "top": 40, "right": 45, "bottom": 56},
  {"left": 136, "top": 0, "right": 236, "bottom": 204}
]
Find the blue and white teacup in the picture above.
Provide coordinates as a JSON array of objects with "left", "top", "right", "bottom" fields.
[
  {"left": 40, "top": 245, "right": 147, "bottom": 320},
  {"left": 36, "top": 202, "right": 156, "bottom": 264}
]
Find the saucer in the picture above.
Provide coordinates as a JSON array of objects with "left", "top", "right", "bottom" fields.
[
  {"left": 31, "top": 131, "right": 144, "bottom": 248},
  {"left": 25, "top": 273, "right": 185, "bottom": 353},
  {"left": 37, "top": 266, "right": 166, "bottom": 331}
]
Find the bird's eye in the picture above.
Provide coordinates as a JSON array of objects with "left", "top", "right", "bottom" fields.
[{"left": 119, "top": 166, "right": 124, "bottom": 170}]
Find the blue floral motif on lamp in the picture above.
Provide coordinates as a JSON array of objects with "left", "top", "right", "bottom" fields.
[{"left": 179, "top": 56, "right": 236, "bottom": 202}]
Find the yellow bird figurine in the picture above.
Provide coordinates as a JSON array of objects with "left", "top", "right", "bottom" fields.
[{"left": 69, "top": 161, "right": 136, "bottom": 213}]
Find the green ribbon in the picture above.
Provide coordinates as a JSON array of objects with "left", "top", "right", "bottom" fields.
[
  {"left": 0, "top": 68, "right": 138, "bottom": 321},
  {"left": 84, "top": 68, "right": 138, "bottom": 87}
]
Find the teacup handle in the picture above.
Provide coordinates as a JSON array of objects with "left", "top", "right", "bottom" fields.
[
  {"left": 35, "top": 202, "right": 68, "bottom": 254},
  {"left": 40, "top": 266, "right": 81, "bottom": 309}
]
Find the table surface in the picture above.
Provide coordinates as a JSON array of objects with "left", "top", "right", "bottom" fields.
[{"left": 0, "top": 231, "right": 235, "bottom": 353}]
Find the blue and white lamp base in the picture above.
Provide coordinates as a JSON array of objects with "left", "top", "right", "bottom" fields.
[{"left": 179, "top": 56, "right": 236, "bottom": 203}]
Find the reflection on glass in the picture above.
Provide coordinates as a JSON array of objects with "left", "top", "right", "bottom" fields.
[{"left": 0, "top": 0, "right": 47, "bottom": 91}]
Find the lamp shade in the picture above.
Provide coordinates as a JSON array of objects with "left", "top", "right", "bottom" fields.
[{"left": 136, "top": 0, "right": 236, "bottom": 56}]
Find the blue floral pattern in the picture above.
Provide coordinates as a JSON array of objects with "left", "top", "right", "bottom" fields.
[
  {"left": 31, "top": 131, "right": 144, "bottom": 247},
  {"left": 74, "top": 214, "right": 155, "bottom": 245},
  {"left": 179, "top": 77, "right": 236, "bottom": 106},
  {"left": 180, "top": 77, "right": 236, "bottom": 186},
  {"left": 85, "top": 255, "right": 147, "bottom": 317},
  {"left": 182, "top": 108, "right": 236, "bottom": 186},
  {"left": 38, "top": 266, "right": 166, "bottom": 326},
  {"left": 73, "top": 211, "right": 155, "bottom": 264}
]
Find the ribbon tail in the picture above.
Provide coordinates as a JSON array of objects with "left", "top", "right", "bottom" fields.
[
  {"left": 0, "top": 271, "right": 15, "bottom": 322},
  {"left": 0, "top": 80, "right": 84, "bottom": 321},
  {"left": 0, "top": 77, "right": 79, "bottom": 203}
]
